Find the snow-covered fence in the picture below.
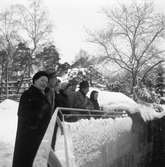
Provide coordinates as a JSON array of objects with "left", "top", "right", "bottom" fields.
[
  {"left": 0, "top": 79, "right": 31, "bottom": 102},
  {"left": 42, "top": 107, "right": 153, "bottom": 167}
]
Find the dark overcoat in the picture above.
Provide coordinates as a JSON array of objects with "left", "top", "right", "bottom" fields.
[
  {"left": 12, "top": 85, "right": 51, "bottom": 167},
  {"left": 72, "top": 90, "right": 94, "bottom": 110}
]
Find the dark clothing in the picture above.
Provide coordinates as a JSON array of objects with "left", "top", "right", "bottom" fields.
[
  {"left": 50, "top": 90, "right": 73, "bottom": 151},
  {"left": 17, "top": 85, "right": 51, "bottom": 128},
  {"left": 66, "top": 91, "right": 76, "bottom": 108},
  {"left": 12, "top": 85, "right": 51, "bottom": 167},
  {"left": 90, "top": 99, "right": 100, "bottom": 110},
  {"left": 73, "top": 90, "right": 91, "bottom": 109},
  {"left": 71, "top": 90, "right": 93, "bottom": 121},
  {"left": 55, "top": 90, "right": 70, "bottom": 120},
  {"left": 150, "top": 117, "right": 165, "bottom": 167},
  {"left": 55, "top": 90, "right": 69, "bottom": 108},
  {"left": 45, "top": 87, "right": 56, "bottom": 115},
  {"left": 50, "top": 90, "right": 69, "bottom": 150}
]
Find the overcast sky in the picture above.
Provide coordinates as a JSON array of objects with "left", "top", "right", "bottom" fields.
[{"left": 0, "top": 0, "right": 165, "bottom": 63}]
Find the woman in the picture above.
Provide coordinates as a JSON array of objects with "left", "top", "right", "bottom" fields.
[
  {"left": 12, "top": 71, "right": 51, "bottom": 167},
  {"left": 90, "top": 90, "right": 100, "bottom": 110}
]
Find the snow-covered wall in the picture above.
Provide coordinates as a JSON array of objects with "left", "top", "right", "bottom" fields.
[{"left": 54, "top": 113, "right": 151, "bottom": 167}]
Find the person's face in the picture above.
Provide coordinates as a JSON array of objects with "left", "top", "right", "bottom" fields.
[
  {"left": 34, "top": 76, "right": 48, "bottom": 91},
  {"left": 94, "top": 92, "right": 98, "bottom": 100}
]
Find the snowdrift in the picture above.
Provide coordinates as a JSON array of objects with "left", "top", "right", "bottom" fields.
[
  {"left": 0, "top": 91, "right": 162, "bottom": 167},
  {"left": 0, "top": 99, "right": 18, "bottom": 145},
  {"left": 87, "top": 88, "right": 136, "bottom": 106}
]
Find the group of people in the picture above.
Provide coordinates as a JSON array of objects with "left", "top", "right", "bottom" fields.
[
  {"left": 12, "top": 70, "right": 100, "bottom": 167},
  {"left": 11, "top": 70, "right": 165, "bottom": 167},
  {"left": 51, "top": 75, "right": 100, "bottom": 110}
]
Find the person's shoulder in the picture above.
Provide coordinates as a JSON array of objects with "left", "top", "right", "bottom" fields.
[
  {"left": 19, "top": 88, "right": 32, "bottom": 102},
  {"left": 21, "top": 86, "right": 37, "bottom": 98},
  {"left": 21, "top": 87, "right": 31, "bottom": 96}
]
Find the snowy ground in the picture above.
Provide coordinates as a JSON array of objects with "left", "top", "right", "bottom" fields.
[
  {"left": 0, "top": 99, "right": 18, "bottom": 166},
  {"left": 0, "top": 91, "right": 137, "bottom": 167},
  {"left": 0, "top": 99, "right": 55, "bottom": 167}
]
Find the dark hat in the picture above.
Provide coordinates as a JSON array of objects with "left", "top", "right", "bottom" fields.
[
  {"left": 79, "top": 80, "right": 89, "bottom": 89},
  {"left": 32, "top": 71, "right": 48, "bottom": 84}
]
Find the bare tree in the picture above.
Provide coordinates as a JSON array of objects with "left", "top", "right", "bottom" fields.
[
  {"left": 0, "top": 7, "right": 21, "bottom": 98},
  {"left": 88, "top": 1, "right": 165, "bottom": 93},
  {"left": 15, "top": 0, "right": 53, "bottom": 50},
  {"left": 72, "top": 49, "right": 93, "bottom": 68},
  {"left": 0, "top": 1, "right": 53, "bottom": 97},
  {"left": 13, "top": 0, "right": 53, "bottom": 88}
]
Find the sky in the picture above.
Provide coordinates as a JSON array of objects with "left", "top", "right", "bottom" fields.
[{"left": 0, "top": 0, "right": 165, "bottom": 64}]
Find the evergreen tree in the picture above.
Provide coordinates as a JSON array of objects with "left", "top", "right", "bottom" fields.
[{"left": 35, "top": 44, "right": 60, "bottom": 71}]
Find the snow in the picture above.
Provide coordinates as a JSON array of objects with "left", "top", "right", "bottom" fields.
[
  {"left": 0, "top": 90, "right": 148, "bottom": 146},
  {"left": 98, "top": 91, "right": 135, "bottom": 106},
  {"left": 0, "top": 90, "right": 163, "bottom": 146},
  {"left": 55, "top": 117, "right": 133, "bottom": 167},
  {"left": 0, "top": 91, "right": 164, "bottom": 167},
  {"left": 87, "top": 87, "right": 136, "bottom": 107},
  {"left": 0, "top": 99, "right": 18, "bottom": 146},
  {"left": 0, "top": 94, "right": 134, "bottom": 167}
]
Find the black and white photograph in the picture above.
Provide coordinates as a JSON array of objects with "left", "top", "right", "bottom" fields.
[{"left": 0, "top": 0, "right": 165, "bottom": 166}]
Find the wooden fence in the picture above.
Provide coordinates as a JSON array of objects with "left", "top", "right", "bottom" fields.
[{"left": 0, "top": 78, "right": 31, "bottom": 102}]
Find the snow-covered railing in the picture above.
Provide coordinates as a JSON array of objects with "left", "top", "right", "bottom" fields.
[
  {"left": 53, "top": 107, "right": 127, "bottom": 167},
  {"left": 34, "top": 107, "right": 153, "bottom": 167}
]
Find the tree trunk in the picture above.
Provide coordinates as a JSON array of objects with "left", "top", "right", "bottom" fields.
[
  {"left": 5, "top": 61, "right": 8, "bottom": 99},
  {"left": 131, "top": 74, "right": 137, "bottom": 95},
  {"left": 0, "top": 67, "right": 4, "bottom": 100}
]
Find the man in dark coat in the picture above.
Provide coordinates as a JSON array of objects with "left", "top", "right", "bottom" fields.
[
  {"left": 73, "top": 80, "right": 91, "bottom": 109},
  {"left": 12, "top": 71, "right": 51, "bottom": 167},
  {"left": 50, "top": 81, "right": 76, "bottom": 152},
  {"left": 55, "top": 82, "right": 70, "bottom": 109},
  {"left": 45, "top": 72, "right": 58, "bottom": 115}
]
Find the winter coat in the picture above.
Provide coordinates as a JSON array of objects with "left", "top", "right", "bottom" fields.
[
  {"left": 50, "top": 90, "right": 71, "bottom": 151},
  {"left": 65, "top": 90, "right": 76, "bottom": 108},
  {"left": 55, "top": 90, "right": 70, "bottom": 108},
  {"left": 17, "top": 85, "right": 51, "bottom": 129},
  {"left": 45, "top": 87, "right": 56, "bottom": 115},
  {"left": 73, "top": 90, "right": 92, "bottom": 109},
  {"left": 90, "top": 99, "right": 100, "bottom": 110},
  {"left": 12, "top": 85, "right": 51, "bottom": 167}
]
